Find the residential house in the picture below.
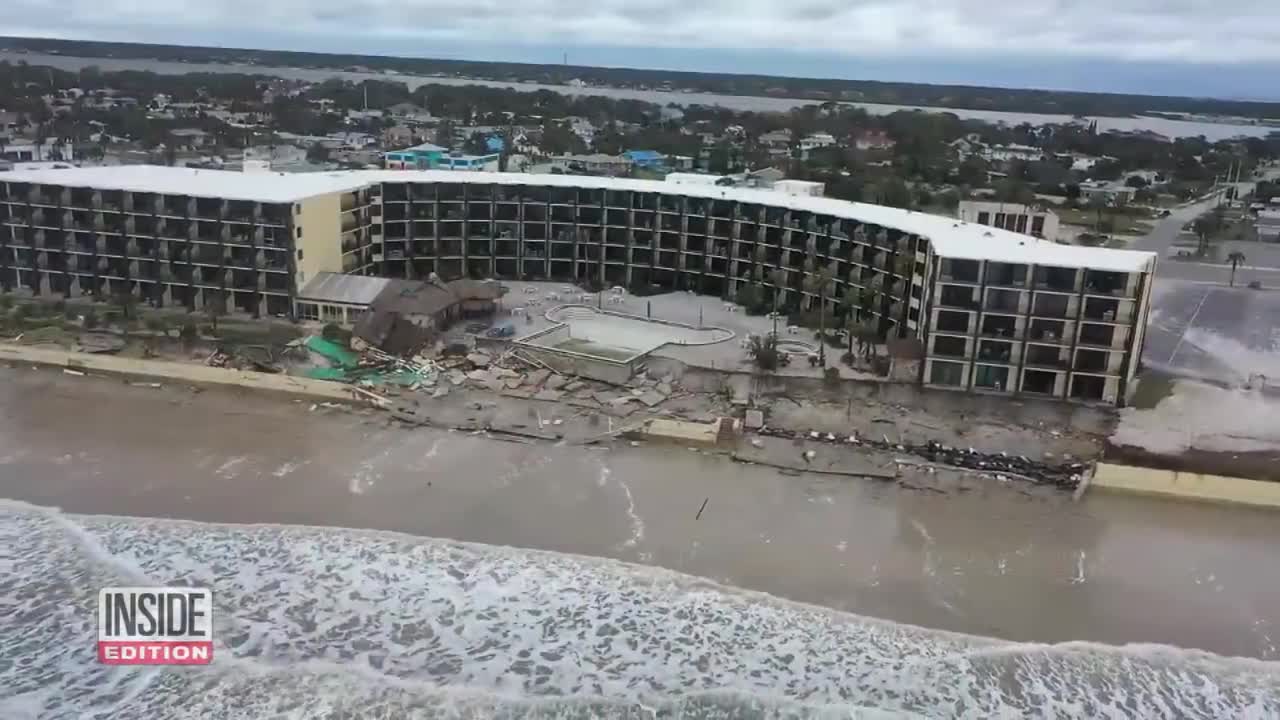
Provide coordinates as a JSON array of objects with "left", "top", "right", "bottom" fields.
[
  {"left": 624, "top": 150, "right": 666, "bottom": 169},
  {"left": 384, "top": 142, "right": 448, "bottom": 170},
  {"left": 1254, "top": 210, "right": 1280, "bottom": 242},
  {"left": 347, "top": 109, "right": 385, "bottom": 122},
  {"left": 1079, "top": 180, "right": 1137, "bottom": 206},
  {"left": 771, "top": 179, "right": 825, "bottom": 197},
  {"left": 799, "top": 132, "right": 837, "bottom": 153},
  {"left": 757, "top": 130, "right": 792, "bottom": 148},
  {"left": 169, "top": 128, "right": 211, "bottom": 150},
  {"left": 550, "top": 153, "right": 634, "bottom": 176},
  {"left": 984, "top": 144, "right": 1043, "bottom": 163},
  {"left": 854, "top": 129, "right": 895, "bottom": 151},
  {"left": 382, "top": 126, "right": 416, "bottom": 147}
]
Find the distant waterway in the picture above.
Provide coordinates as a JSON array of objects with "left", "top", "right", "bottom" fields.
[{"left": 4, "top": 51, "right": 1274, "bottom": 141}]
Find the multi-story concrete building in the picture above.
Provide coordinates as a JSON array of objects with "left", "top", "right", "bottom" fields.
[
  {"left": 957, "top": 200, "right": 1060, "bottom": 240},
  {"left": 0, "top": 165, "right": 1156, "bottom": 405}
]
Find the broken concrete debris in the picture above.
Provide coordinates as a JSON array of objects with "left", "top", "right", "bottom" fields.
[{"left": 755, "top": 426, "right": 1085, "bottom": 490}]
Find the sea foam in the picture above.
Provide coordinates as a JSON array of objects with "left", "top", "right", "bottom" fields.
[{"left": 1, "top": 500, "right": 1277, "bottom": 719}]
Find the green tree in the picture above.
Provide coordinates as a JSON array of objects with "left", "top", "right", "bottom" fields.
[
  {"left": 767, "top": 267, "right": 788, "bottom": 336},
  {"left": 747, "top": 333, "right": 780, "bottom": 372},
  {"left": 851, "top": 318, "right": 879, "bottom": 363},
  {"left": 1227, "top": 251, "right": 1247, "bottom": 287},
  {"left": 179, "top": 320, "right": 198, "bottom": 350},
  {"left": 204, "top": 290, "right": 225, "bottom": 333},
  {"left": 994, "top": 179, "right": 1036, "bottom": 205},
  {"left": 112, "top": 290, "right": 136, "bottom": 321},
  {"left": 734, "top": 282, "right": 763, "bottom": 313}
]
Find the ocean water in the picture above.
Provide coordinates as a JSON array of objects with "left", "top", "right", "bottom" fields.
[{"left": 2, "top": 499, "right": 1277, "bottom": 719}]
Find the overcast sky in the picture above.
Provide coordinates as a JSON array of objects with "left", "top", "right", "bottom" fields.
[{"left": 5, "top": 0, "right": 1280, "bottom": 99}]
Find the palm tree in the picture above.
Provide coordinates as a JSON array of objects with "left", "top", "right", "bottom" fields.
[
  {"left": 803, "top": 262, "right": 838, "bottom": 364},
  {"left": 1227, "top": 251, "right": 1247, "bottom": 287},
  {"left": 767, "top": 267, "right": 788, "bottom": 336}
]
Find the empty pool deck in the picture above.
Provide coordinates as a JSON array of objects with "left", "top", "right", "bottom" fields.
[
  {"left": 498, "top": 281, "right": 877, "bottom": 378},
  {"left": 545, "top": 305, "right": 733, "bottom": 356}
]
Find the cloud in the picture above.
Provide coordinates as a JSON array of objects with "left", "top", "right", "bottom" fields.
[{"left": 5, "top": 0, "right": 1280, "bottom": 65}]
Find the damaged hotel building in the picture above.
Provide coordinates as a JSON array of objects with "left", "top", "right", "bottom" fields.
[{"left": 0, "top": 166, "right": 1156, "bottom": 406}]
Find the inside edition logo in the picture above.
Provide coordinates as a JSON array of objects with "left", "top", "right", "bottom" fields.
[{"left": 98, "top": 587, "right": 213, "bottom": 665}]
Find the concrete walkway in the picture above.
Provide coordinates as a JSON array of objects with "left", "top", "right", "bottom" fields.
[{"left": 0, "top": 343, "right": 357, "bottom": 404}]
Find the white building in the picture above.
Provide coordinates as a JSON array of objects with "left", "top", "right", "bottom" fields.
[
  {"left": 1255, "top": 210, "right": 1280, "bottom": 242},
  {"left": 0, "top": 165, "right": 1156, "bottom": 405},
  {"left": 957, "top": 201, "right": 1059, "bottom": 240},
  {"left": 984, "top": 144, "right": 1043, "bottom": 163},
  {"left": 771, "top": 179, "right": 825, "bottom": 197}
]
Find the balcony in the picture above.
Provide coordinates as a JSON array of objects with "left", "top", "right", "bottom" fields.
[
  {"left": 939, "top": 258, "right": 981, "bottom": 283},
  {"left": 1028, "top": 319, "right": 1069, "bottom": 343},
  {"left": 985, "top": 289, "right": 1024, "bottom": 314},
  {"left": 1025, "top": 345, "right": 1070, "bottom": 369},
  {"left": 1083, "top": 297, "right": 1129, "bottom": 323},
  {"left": 980, "top": 316, "right": 1019, "bottom": 340},
  {"left": 938, "top": 284, "right": 979, "bottom": 310},
  {"left": 1074, "top": 348, "right": 1111, "bottom": 373},
  {"left": 977, "top": 339, "right": 1015, "bottom": 364},
  {"left": 1084, "top": 270, "right": 1131, "bottom": 297},
  {"left": 1031, "top": 294, "right": 1072, "bottom": 319},
  {"left": 932, "top": 336, "right": 968, "bottom": 358},
  {"left": 1078, "top": 322, "right": 1120, "bottom": 349},
  {"left": 1032, "top": 267, "right": 1080, "bottom": 293},
  {"left": 934, "top": 309, "right": 972, "bottom": 334},
  {"left": 985, "top": 262, "right": 1028, "bottom": 288}
]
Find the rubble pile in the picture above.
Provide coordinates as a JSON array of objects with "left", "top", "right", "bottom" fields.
[{"left": 756, "top": 427, "right": 1086, "bottom": 489}]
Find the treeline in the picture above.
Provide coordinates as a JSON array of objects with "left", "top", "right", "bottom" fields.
[{"left": 6, "top": 36, "right": 1280, "bottom": 120}]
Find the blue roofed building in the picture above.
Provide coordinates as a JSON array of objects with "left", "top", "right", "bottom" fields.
[
  {"left": 384, "top": 142, "right": 447, "bottom": 170},
  {"left": 624, "top": 150, "right": 666, "bottom": 169},
  {"left": 385, "top": 143, "right": 499, "bottom": 172}
]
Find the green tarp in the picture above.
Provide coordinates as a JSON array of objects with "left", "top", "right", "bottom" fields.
[{"left": 305, "top": 336, "right": 360, "bottom": 369}]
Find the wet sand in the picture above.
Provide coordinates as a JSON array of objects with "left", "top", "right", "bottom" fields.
[{"left": 2, "top": 366, "right": 1279, "bottom": 660}]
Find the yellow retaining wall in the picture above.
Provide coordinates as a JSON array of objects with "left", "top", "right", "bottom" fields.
[
  {"left": 0, "top": 343, "right": 357, "bottom": 404},
  {"left": 1092, "top": 462, "right": 1280, "bottom": 509}
]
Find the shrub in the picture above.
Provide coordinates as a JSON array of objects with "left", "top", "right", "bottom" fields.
[
  {"left": 823, "top": 367, "right": 841, "bottom": 386},
  {"left": 747, "top": 334, "right": 780, "bottom": 372},
  {"left": 83, "top": 309, "right": 99, "bottom": 329},
  {"left": 179, "top": 321, "right": 198, "bottom": 346}
]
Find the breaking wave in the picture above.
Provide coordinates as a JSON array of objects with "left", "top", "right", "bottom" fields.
[{"left": 1, "top": 499, "right": 1277, "bottom": 719}]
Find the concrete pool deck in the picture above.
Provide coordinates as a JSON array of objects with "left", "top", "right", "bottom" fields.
[{"left": 497, "top": 281, "right": 881, "bottom": 379}]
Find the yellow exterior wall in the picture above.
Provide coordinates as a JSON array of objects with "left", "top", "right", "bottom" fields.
[
  {"left": 293, "top": 192, "right": 344, "bottom": 288},
  {"left": 1093, "top": 462, "right": 1280, "bottom": 509}
]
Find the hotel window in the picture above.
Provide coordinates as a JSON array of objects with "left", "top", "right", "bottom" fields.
[
  {"left": 977, "top": 211, "right": 990, "bottom": 225},
  {"left": 298, "top": 302, "right": 319, "bottom": 321},
  {"left": 1031, "top": 216, "right": 1045, "bottom": 236}
]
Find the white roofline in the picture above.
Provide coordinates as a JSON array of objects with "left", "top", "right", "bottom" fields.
[{"left": 0, "top": 166, "right": 1156, "bottom": 272}]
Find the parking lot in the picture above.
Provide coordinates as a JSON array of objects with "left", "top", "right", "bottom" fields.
[{"left": 1144, "top": 279, "right": 1280, "bottom": 383}]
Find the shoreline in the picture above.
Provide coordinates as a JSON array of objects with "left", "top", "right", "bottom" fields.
[
  {"left": 5, "top": 340, "right": 1274, "bottom": 509},
  {"left": 2, "top": 364, "right": 1280, "bottom": 658}
]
